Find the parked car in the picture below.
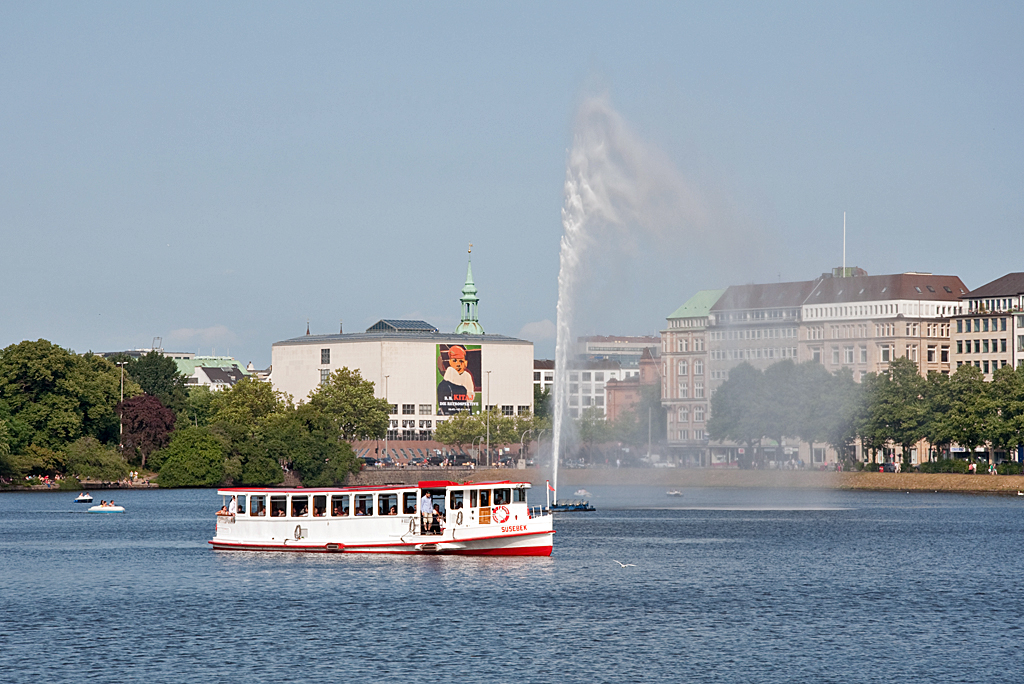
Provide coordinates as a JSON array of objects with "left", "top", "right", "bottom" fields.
[{"left": 879, "top": 463, "right": 897, "bottom": 472}]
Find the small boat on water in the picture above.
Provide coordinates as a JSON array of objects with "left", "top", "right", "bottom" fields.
[
  {"left": 573, "top": 489, "right": 592, "bottom": 497},
  {"left": 74, "top": 493, "right": 93, "bottom": 503},
  {"left": 210, "top": 480, "right": 554, "bottom": 556},
  {"left": 88, "top": 504, "right": 124, "bottom": 513},
  {"left": 550, "top": 499, "right": 595, "bottom": 512},
  {"left": 666, "top": 490, "right": 682, "bottom": 497}
]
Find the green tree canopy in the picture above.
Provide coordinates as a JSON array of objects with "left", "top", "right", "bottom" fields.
[
  {"left": 305, "top": 368, "right": 389, "bottom": 440},
  {"left": 65, "top": 436, "right": 129, "bottom": 482},
  {"left": 125, "top": 351, "right": 189, "bottom": 413},
  {"left": 0, "top": 340, "right": 141, "bottom": 451},
  {"left": 155, "top": 428, "right": 226, "bottom": 487}
]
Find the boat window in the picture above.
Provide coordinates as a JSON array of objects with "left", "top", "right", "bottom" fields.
[
  {"left": 291, "top": 495, "right": 309, "bottom": 517},
  {"left": 331, "top": 495, "right": 349, "bottom": 516},
  {"left": 354, "top": 494, "right": 373, "bottom": 516},
  {"left": 514, "top": 487, "right": 526, "bottom": 503},
  {"left": 250, "top": 495, "right": 266, "bottom": 517},
  {"left": 236, "top": 495, "right": 247, "bottom": 515},
  {"left": 378, "top": 493, "right": 398, "bottom": 515},
  {"left": 449, "top": 490, "right": 464, "bottom": 510},
  {"left": 270, "top": 495, "right": 287, "bottom": 517},
  {"left": 312, "top": 495, "right": 326, "bottom": 517},
  {"left": 403, "top": 492, "right": 417, "bottom": 514},
  {"left": 469, "top": 489, "right": 478, "bottom": 507},
  {"left": 493, "top": 488, "right": 511, "bottom": 506},
  {"left": 479, "top": 489, "right": 490, "bottom": 507}
]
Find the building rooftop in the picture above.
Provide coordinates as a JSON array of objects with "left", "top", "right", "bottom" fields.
[
  {"left": 274, "top": 330, "right": 529, "bottom": 347},
  {"left": 805, "top": 273, "right": 968, "bottom": 304},
  {"left": 712, "top": 280, "right": 818, "bottom": 312},
  {"left": 667, "top": 289, "right": 726, "bottom": 319},
  {"left": 365, "top": 319, "right": 440, "bottom": 333},
  {"left": 961, "top": 273, "right": 1024, "bottom": 299}
]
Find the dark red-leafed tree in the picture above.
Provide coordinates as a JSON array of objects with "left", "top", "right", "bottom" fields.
[{"left": 118, "top": 395, "right": 176, "bottom": 469}]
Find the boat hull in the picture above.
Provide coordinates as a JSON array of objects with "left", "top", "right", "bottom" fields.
[{"left": 209, "top": 530, "right": 553, "bottom": 556}]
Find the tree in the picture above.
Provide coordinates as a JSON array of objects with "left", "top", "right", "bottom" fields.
[
  {"left": 65, "top": 436, "right": 129, "bottom": 482},
  {"left": 119, "top": 395, "right": 177, "bottom": 469},
  {"left": 305, "top": 368, "right": 389, "bottom": 440},
  {"left": 933, "top": 363, "right": 991, "bottom": 456},
  {"left": 0, "top": 340, "right": 141, "bottom": 450},
  {"left": 577, "top": 406, "right": 612, "bottom": 460},
  {"left": 861, "top": 357, "right": 927, "bottom": 463},
  {"left": 707, "top": 363, "right": 764, "bottom": 467},
  {"left": 533, "top": 384, "right": 552, "bottom": 419},
  {"left": 155, "top": 428, "right": 226, "bottom": 487},
  {"left": 208, "top": 376, "right": 291, "bottom": 429},
  {"left": 434, "top": 410, "right": 485, "bottom": 451},
  {"left": 989, "top": 364, "right": 1024, "bottom": 454},
  {"left": 126, "top": 351, "right": 188, "bottom": 413}
]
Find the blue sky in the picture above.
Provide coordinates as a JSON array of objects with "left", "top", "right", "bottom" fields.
[{"left": 2, "top": 2, "right": 1021, "bottom": 366}]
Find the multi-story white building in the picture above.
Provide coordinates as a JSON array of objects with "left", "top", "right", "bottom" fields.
[
  {"left": 269, "top": 258, "right": 534, "bottom": 441},
  {"left": 950, "top": 272, "right": 1024, "bottom": 377}
]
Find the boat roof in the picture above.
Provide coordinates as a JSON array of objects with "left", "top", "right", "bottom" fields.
[{"left": 217, "top": 480, "right": 531, "bottom": 495}]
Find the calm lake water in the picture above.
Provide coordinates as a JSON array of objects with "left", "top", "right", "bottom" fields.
[{"left": 1, "top": 485, "right": 1022, "bottom": 683}]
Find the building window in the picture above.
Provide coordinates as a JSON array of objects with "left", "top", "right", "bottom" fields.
[
  {"left": 974, "top": 319, "right": 981, "bottom": 332},
  {"left": 320, "top": 349, "right": 330, "bottom": 364},
  {"left": 678, "top": 384, "right": 688, "bottom": 399},
  {"left": 569, "top": 372, "right": 578, "bottom": 381},
  {"left": 1001, "top": 318, "right": 1007, "bottom": 331},
  {"left": 881, "top": 346, "right": 891, "bottom": 362},
  {"left": 983, "top": 339, "right": 990, "bottom": 354},
  {"left": 678, "top": 361, "right": 688, "bottom": 376},
  {"left": 983, "top": 319, "right": 990, "bottom": 332},
  {"left": 582, "top": 372, "right": 591, "bottom": 381},
  {"left": 832, "top": 348, "right": 840, "bottom": 365},
  {"left": 927, "top": 346, "right": 936, "bottom": 362},
  {"left": 957, "top": 340, "right": 963, "bottom": 354},
  {"left": 402, "top": 419, "right": 415, "bottom": 428},
  {"left": 595, "top": 396, "right": 605, "bottom": 407},
  {"left": 534, "top": 372, "right": 541, "bottom": 381},
  {"left": 419, "top": 420, "right": 432, "bottom": 429},
  {"left": 582, "top": 396, "right": 592, "bottom": 407},
  {"left": 956, "top": 320, "right": 963, "bottom": 333},
  {"left": 678, "top": 430, "right": 688, "bottom": 440},
  {"left": 678, "top": 339, "right": 688, "bottom": 352},
  {"left": 319, "top": 369, "right": 330, "bottom": 384},
  {"left": 419, "top": 404, "right": 432, "bottom": 415},
  {"left": 402, "top": 404, "right": 415, "bottom": 415},
  {"left": 595, "top": 372, "right": 604, "bottom": 382},
  {"left": 694, "top": 382, "right": 704, "bottom": 399},
  {"left": 1001, "top": 339, "right": 1007, "bottom": 353},
  {"left": 812, "top": 348, "right": 821, "bottom": 363},
  {"left": 984, "top": 360, "right": 990, "bottom": 374},
  {"left": 694, "top": 429, "right": 704, "bottom": 440},
  {"left": 518, "top": 406, "right": 529, "bottom": 415},
  {"left": 678, "top": 406, "right": 689, "bottom": 422},
  {"left": 502, "top": 405, "right": 513, "bottom": 416},
  {"left": 694, "top": 360, "right": 704, "bottom": 375},
  {"left": 859, "top": 346, "right": 867, "bottom": 364},
  {"left": 694, "top": 406, "right": 705, "bottom": 423},
  {"left": 941, "top": 346, "right": 949, "bottom": 363},
  {"left": 844, "top": 347, "right": 854, "bottom": 364},
  {"left": 389, "top": 404, "right": 398, "bottom": 415}
]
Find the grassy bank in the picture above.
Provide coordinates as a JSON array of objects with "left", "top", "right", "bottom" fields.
[{"left": 460, "top": 467, "right": 1024, "bottom": 495}]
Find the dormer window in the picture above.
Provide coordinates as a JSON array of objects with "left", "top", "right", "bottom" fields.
[
  {"left": 914, "top": 286, "right": 922, "bottom": 293},
  {"left": 944, "top": 286, "right": 953, "bottom": 293},
  {"left": 926, "top": 286, "right": 935, "bottom": 293}
]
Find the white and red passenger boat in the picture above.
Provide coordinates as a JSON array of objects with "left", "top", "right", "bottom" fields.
[{"left": 209, "top": 480, "right": 554, "bottom": 556}]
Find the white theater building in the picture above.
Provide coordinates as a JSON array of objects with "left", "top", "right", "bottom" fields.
[{"left": 269, "top": 255, "right": 534, "bottom": 441}]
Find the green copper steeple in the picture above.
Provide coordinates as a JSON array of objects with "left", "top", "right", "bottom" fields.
[{"left": 455, "top": 243, "right": 484, "bottom": 335}]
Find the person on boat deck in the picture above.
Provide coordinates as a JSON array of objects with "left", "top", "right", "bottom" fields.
[
  {"left": 217, "top": 505, "right": 230, "bottom": 516},
  {"left": 420, "top": 491, "right": 433, "bottom": 532},
  {"left": 388, "top": 505, "right": 397, "bottom": 515},
  {"left": 228, "top": 496, "right": 238, "bottom": 515},
  {"left": 431, "top": 504, "right": 444, "bottom": 534}
]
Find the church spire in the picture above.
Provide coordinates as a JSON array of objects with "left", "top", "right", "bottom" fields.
[{"left": 455, "top": 243, "right": 484, "bottom": 334}]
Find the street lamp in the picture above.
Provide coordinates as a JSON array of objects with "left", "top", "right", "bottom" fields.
[
  {"left": 473, "top": 436, "right": 484, "bottom": 465},
  {"left": 116, "top": 361, "right": 127, "bottom": 450},
  {"left": 485, "top": 370, "right": 492, "bottom": 467}
]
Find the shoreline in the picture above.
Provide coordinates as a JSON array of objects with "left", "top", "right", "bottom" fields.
[{"left": 5, "top": 469, "right": 1024, "bottom": 495}]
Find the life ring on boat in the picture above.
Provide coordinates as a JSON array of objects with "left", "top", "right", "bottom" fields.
[
  {"left": 492, "top": 505, "right": 510, "bottom": 524},
  {"left": 294, "top": 525, "right": 302, "bottom": 540},
  {"left": 455, "top": 511, "right": 463, "bottom": 525}
]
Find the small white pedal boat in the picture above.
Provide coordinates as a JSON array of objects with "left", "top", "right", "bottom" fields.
[
  {"left": 74, "top": 493, "right": 94, "bottom": 503},
  {"left": 88, "top": 504, "right": 125, "bottom": 513}
]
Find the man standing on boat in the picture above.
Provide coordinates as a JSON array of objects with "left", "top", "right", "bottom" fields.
[{"left": 420, "top": 490, "right": 433, "bottom": 534}]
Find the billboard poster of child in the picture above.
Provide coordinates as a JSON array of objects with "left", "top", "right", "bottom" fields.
[{"left": 436, "top": 344, "right": 482, "bottom": 415}]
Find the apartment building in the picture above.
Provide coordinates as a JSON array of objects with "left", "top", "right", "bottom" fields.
[
  {"left": 661, "top": 290, "right": 723, "bottom": 464},
  {"left": 800, "top": 272, "right": 968, "bottom": 378},
  {"left": 950, "top": 272, "right": 1024, "bottom": 377}
]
